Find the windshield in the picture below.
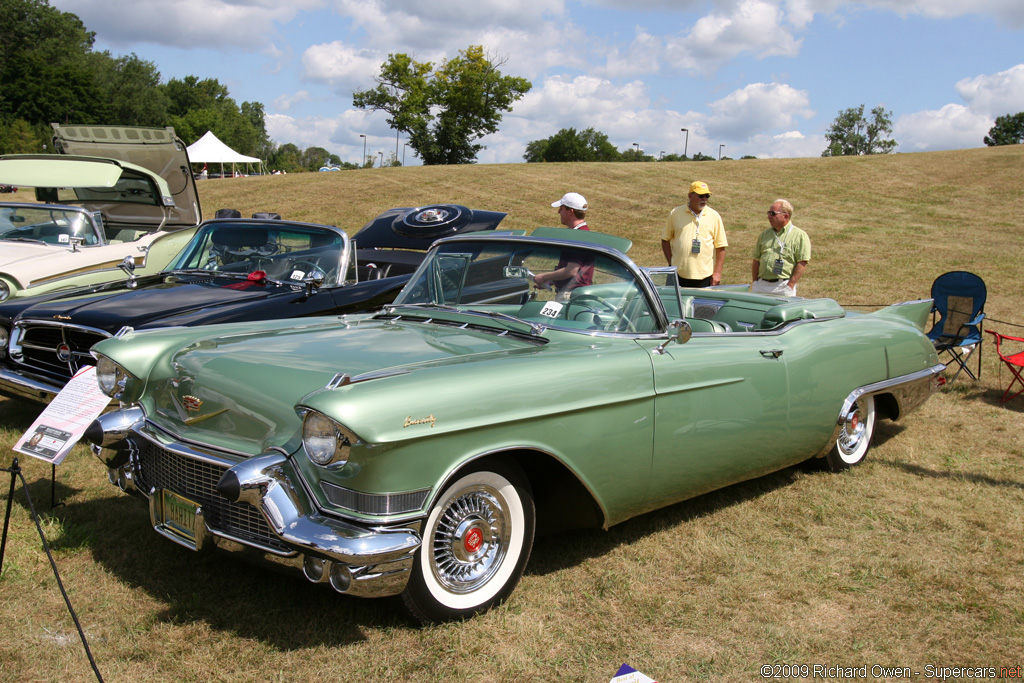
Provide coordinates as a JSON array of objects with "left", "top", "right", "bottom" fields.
[
  {"left": 167, "top": 221, "right": 350, "bottom": 286},
  {"left": 394, "top": 240, "right": 660, "bottom": 334},
  {"left": 0, "top": 205, "right": 102, "bottom": 246}
]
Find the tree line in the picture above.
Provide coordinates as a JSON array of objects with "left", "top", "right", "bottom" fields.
[
  {"left": 2, "top": 1, "right": 1020, "bottom": 170},
  {"left": 0, "top": 0, "right": 338, "bottom": 172}
]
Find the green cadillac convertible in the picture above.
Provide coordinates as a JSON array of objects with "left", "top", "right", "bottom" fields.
[{"left": 85, "top": 227, "right": 944, "bottom": 622}]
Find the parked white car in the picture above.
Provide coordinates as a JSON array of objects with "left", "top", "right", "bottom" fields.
[{"left": 0, "top": 124, "right": 202, "bottom": 302}]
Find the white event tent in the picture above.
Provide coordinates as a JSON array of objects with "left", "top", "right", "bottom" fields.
[{"left": 186, "top": 131, "right": 265, "bottom": 177}]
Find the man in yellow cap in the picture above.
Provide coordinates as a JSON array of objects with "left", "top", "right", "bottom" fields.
[{"left": 661, "top": 180, "right": 728, "bottom": 287}]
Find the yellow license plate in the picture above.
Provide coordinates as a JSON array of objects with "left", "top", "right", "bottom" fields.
[{"left": 159, "top": 489, "right": 200, "bottom": 545}]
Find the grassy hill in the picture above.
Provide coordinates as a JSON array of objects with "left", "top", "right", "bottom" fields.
[
  {"left": 1, "top": 146, "right": 1022, "bottom": 682},
  {"left": 199, "top": 144, "right": 1022, "bottom": 321}
]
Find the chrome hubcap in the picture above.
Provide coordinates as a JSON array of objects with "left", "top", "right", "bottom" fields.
[{"left": 431, "top": 486, "right": 509, "bottom": 594}]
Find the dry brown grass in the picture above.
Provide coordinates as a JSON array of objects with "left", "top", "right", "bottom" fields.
[{"left": 2, "top": 146, "right": 1023, "bottom": 682}]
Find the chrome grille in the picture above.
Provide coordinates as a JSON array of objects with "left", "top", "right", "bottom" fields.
[
  {"left": 13, "top": 321, "right": 108, "bottom": 381},
  {"left": 133, "top": 440, "right": 288, "bottom": 552}
]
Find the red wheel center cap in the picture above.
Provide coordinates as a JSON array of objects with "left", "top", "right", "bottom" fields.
[
  {"left": 850, "top": 413, "right": 859, "bottom": 430},
  {"left": 463, "top": 527, "right": 483, "bottom": 553}
]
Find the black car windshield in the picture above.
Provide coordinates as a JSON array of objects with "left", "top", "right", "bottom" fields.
[
  {"left": 167, "top": 221, "right": 349, "bottom": 286},
  {"left": 393, "top": 240, "right": 660, "bottom": 334},
  {"left": 0, "top": 205, "right": 102, "bottom": 246}
]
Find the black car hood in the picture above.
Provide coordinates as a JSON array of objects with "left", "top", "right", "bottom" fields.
[{"left": 15, "top": 274, "right": 306, "bottom": 331}]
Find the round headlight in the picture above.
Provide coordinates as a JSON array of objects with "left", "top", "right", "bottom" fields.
[
  {"left": 0, "top": 280, "right": 10, "bottom": 302},
  {"left": 95, "top": 355, "right": 126, "bottom": 397},
  {"left": 302, "top": 411, "right": 351, "bottom": 467}
]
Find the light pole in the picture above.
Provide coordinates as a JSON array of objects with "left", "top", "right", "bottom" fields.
[
  {"left": 660, "top": 151, "right": 665, "bottom": 160},
  {"left": 718, "top": 144, "right": 725, "bottom": 160},
  {"left": 403, "top": 143, "right": 409, "bottom": 166},
  {"left": 359, "top": 134, "right": 366, "bottom": 167},
  {"left": 632, "top": 142, "right": 640, "bottom": 160},
  {"left": 395, "top": 130, "right": 400, "bottom": 160},
  {"left": 681, "top": 128, "right": 688, "bottom": 158},
  {"left": 378, "top": 151, "right": 384, "bottom": 168}
]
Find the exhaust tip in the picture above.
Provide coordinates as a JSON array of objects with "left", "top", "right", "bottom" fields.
[
  {"left": 302, "top": 555, "right": 328, "bottom": 583},
  {"left": 329, "top": 563, "right": 352, "bottom": 593}
]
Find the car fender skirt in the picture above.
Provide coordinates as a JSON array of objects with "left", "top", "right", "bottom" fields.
[
  {"left": 216, "top": 453, "right": 422, "bottom": 567},
  {"left": 817, "top": 363, "right": 945, "bottom": 458}
]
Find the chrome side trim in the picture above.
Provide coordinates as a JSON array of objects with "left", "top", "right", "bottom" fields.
[{"left": 816, "top": 363, "right": 945, "bottom": 458}]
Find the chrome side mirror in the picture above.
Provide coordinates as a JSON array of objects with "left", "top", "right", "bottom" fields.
[
  {"left": 653, "top": 319, "right": 692, "bottom": 355},
  {"left": 118, "top": 255, "right": 138, "bottom": 289},
  {"left": 304, "top": 273, "right": 325, "bottom": 296}
]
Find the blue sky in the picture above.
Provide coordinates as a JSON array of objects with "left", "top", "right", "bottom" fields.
[{"left": 50, "top": 0, "right": 1024, "bottom": 166}]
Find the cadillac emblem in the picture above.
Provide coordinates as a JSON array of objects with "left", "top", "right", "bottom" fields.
[{"left": 182, "top": 395, "right": 204, "bottom": 412}]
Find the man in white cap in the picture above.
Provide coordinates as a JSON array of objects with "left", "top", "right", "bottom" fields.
[
  {"left": 533, "top": 192, "right": 593, "bottom": 299},
  {"left": 661, "top": 180, "right": 728, "bottom": 287}
]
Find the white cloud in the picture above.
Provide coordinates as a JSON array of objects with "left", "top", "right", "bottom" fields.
[
  {"left": 894, "top": 104, "right": 994, "bottom": 152},
  {"left": 272, "top": 91, "right": 312, "bottom": 112},
  {"left": 301, "top": 42, "right": 382, "bottom": 89},
  {"left": 955, "top": 64, "right": 1024, "bottom": 118},
  {"left": 664, "top": 0, "right": 802, "bottom": 72},
  {"left": 706, "top": 83, "right": 814, "bottom": 139},
  {"left": 51, "top": 0, "right": 318, "bottom": 49}
]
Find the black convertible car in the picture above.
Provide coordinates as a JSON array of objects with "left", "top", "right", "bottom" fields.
[{"left": 0, "top": 204, "right": 507, "bottom": 404}]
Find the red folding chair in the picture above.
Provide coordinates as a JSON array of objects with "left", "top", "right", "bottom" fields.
[{"left": 986, "top": 330, "right": 1024, "bottom": 403}]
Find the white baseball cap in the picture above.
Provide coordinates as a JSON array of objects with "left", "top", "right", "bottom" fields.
[{"left": 551, "top": 192, "right": 588, "bottom": 211}]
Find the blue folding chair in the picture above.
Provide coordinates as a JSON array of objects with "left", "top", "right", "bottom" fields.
[{"left": 926, "top": 271, "right": 986, "bottom": 381}]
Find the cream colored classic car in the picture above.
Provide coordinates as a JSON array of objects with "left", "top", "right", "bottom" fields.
[{"left": 0, "top": 124, "right": 202, "bottom": 302}]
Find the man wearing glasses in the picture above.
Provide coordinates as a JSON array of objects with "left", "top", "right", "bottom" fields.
[
  {"left": 750, "top": 199, "right": 811, "bottom": 297},
  {"left": 661, "top": 180, "right": 728, "bottom": 287}
]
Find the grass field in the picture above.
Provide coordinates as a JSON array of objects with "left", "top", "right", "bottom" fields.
[{"left": 1, "top": 146, "right": 1023, "bottom": 682}]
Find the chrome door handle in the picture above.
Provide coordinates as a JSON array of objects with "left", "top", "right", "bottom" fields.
[{"left": 760, "top": 349, "right": 783, "bottom": 359}]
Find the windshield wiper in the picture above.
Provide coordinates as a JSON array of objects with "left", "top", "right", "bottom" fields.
[
  {"left": 169, "top": 268, "right": 287, "bottom": 286},
  {"left": 382, "top": 302, "right": 544, "bottom": 335},
  {"left": 1, "top": 236, "right": 46, "bottom": 244}
]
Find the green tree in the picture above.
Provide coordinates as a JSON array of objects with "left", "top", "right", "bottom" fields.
[
  {"left": 0, "top": 119, "right": 43, "bottom": 153},
  {"left": 983, "top": 112, "right": 1024, "bottom": 146},
  {"left": 353, "top": 45, "right": 531, "bottom": 165},
  {"left": 822, "top": 104, "right": 897, "bottom": 156},
  {"left": 523, "top": 127, "right": 620, "bottom": 162},
  {"left": 691, "top": 152, "right": 716, "bottom": 161},
  {"left": 267, "top": 142, "right": 302, "bottom": 173},
  {"left": 163, "top": 75, "right": 269, "bottom": 157},
  {"left": 86, "top": 52, "right": 169, "bottom": 126},
  {"left": 0, "top": 0, "right": 105, "bottom": 142}
]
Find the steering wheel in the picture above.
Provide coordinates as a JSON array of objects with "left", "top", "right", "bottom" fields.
[{"left": 570, "top": 294, "right": 638, "bottom": 333}]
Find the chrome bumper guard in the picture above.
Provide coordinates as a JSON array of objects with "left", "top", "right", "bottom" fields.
[{"left": 89, "top": 409, "right": 422, "bottom": 599}]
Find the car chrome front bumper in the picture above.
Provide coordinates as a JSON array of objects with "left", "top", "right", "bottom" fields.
[
  {"left": 89, "top": 408, "right": 422, "bottom": 598},
  {"left": 0, "top": 366, "right": 62, "bottom": 403}
]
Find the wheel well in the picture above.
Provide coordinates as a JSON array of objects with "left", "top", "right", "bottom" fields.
[
  {"left": 467, "top": 450, "right": 605, "bottom": 536},
  {"left": 873, "top": 392, "right": 900, "bottom": 421}
]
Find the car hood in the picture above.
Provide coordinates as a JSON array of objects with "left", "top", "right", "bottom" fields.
[
  {"left": 110, "top": 315, "right": 556, "bottom": 454},
  {"left": 16, "top": 274, "right": 305, "bottom": 330}
]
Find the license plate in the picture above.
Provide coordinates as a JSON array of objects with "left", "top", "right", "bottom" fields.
[{"left": 158, "top": 489, "right": 200, "bottom": 545}]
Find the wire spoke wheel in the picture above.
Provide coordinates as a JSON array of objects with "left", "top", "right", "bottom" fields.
[
  {"left": 402, "top": 462, "right": 534, "bottom": 623},
  {"left": 827, "top": 394, "right": 876, "bottom": 471}
]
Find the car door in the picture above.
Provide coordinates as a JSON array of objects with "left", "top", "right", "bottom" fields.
[{"left": 637, "top": 331, "right": 796, "bottom": 512}]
